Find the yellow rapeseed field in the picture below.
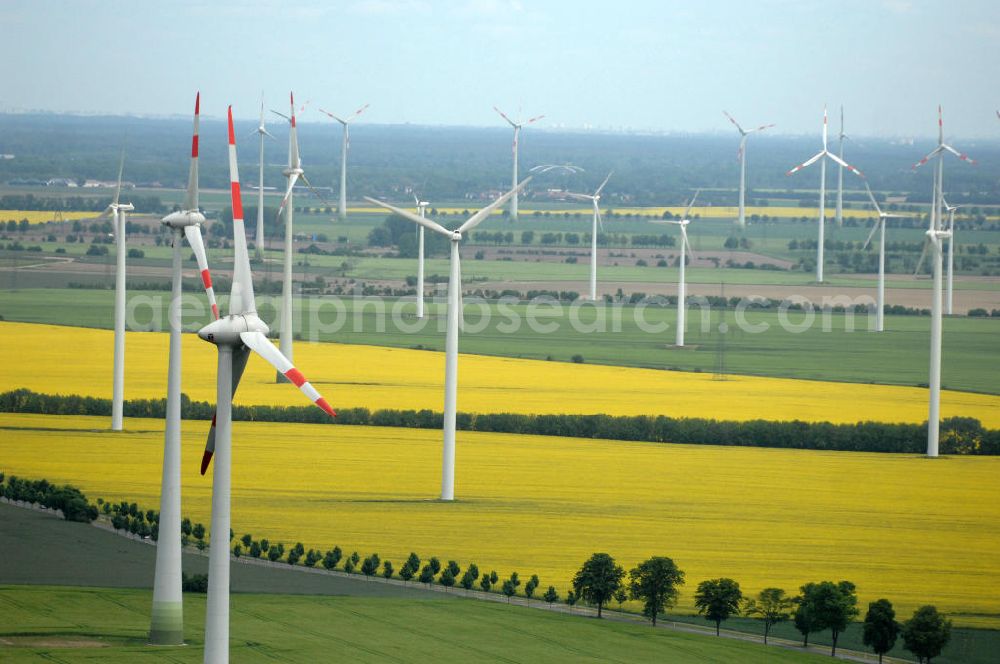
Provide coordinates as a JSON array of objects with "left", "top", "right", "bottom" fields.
[
  {"left": 0, "top": 210, "right": 97, "bottom": 225},
  {"left": 2, "top": 322, "right": 999, "bottom": 426},
  {"left": 2, "top": 412, "right": 997, "bottom": 625}
]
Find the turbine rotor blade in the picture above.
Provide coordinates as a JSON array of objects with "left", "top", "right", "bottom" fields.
[
  {"left": 786, "top": 151, "right": 824, "bottom": 176},
  {"left": 913, "top": 239, "right": 931, "bottom": 276},
  {"left": 277, "top": 172, "right": 302, "bottom": 217},
  {"left": 459, "top": 176, "right": 533, "bottom": 233},
  {"left": 493, "top": 105, "right": 516, "bottom": 127},
  {"left": 862, "top": 219, "right": 880, "bottom": 251},
  {"left": 227, "top": 105, "right": 256, "bottom": 316},
  {"left": 942, "top": 144, "right": 976, "bottom": 165},
  {"left": 826, "top": 152, "right": 865, "bottom": 178},
  {"left": 682, "top": 189, "right": 701, "bottom": 220},
  {"left": 240, "top": 331, "right": 336, "bottom": 417},
  {"left": 722, "top": 110, "right": 745, "bottom": 135},
  {"left": 183, "top": 224, "right": 219, "bottom": 319},
  {"left": 912, "top": 146, "right": 943, "bottom": 171},
  {"left": 364, "top": 197, "right": 453, "bottom": 238},
  {"left": 563, "top": 192, "right": 595, "bottom": 202},
  {"left": 183, "top": 92, "right": 200, "bottom": 212},
  {"left": 594, "top": 171, "right": 613, "bottom": 196},
  {"left": 201, "top": 345, "right": 250, "bottom": 475},
  {"left": 863, "top": 182, "right": 882, "bottom": 216},
  {"left": 299, "top": 172, "right": 334, "bottom": 209},
  {"left": 113, "top": 147, "right": 126, "bottom": 206},
  {"left": 318, "top": 108, "right": 347, "bottom": 125},
  {"left": 524, "top": 114, "right": 545, "bottom": 125}
]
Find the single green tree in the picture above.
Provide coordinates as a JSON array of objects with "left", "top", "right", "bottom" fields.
[
  {"left": 232, "top": 543, "right": 242, "bottom": 558},
  {"left": 794, "top": 583, "right": 822, "bottom": 647},
  {"left": 694, "top": 578, "right": 743, "bottom": 636},
  {"left": 489, "top": 570, "right": 499, "bottom": 586},
  {"left": 614, "top": 587, "right": 628, "bottom": 612},
  {"left": 565, "top": 590, "right": 577, "bottom": 607},
  {"left": 322, "top": 547, "right": 342, "bottom": 570},
  {"left": 574, "top": 553, "right": 625, "bottom": 619},
  {"left": 525, "top": 574, "right": 540, "bottom": 599},
  {"left": 382, "top": 560, "right": 394, "bottom": 580},
  {"left": 249, "top": 541, "right": 262, "bottom": 558},
  {"left": 361, "top": 553, "right": 380, "bottom": 577},
  {"left": 744, "top": 587, "right": 794, "bottom": 644},
  {"left": 460, "top": 563, "right": 480, "bottom": 590},
  {"left": 863, "top": 599, "right": 900, "bottom": 664},
  {"left": 811, "top": 580, "right": 859, "bottom": 656},
  {"left": 446, "top": 560, "right": 461, "bottom": 578},
  {"left": 479, "top": 574, "right": 492, "bottom": 592},
  {"left": 418, "top": 564, "right": 435, "bottom": 584},
  {"left": 628, "top": 556, "right": 685, "bottom": 626},
  {"left": 501, "top": 579, "right": 516, "bottom": 601},
  {"left": 240, "top": 533, "right": 253, "bottom": 548},
  {"left": 543, "top": 586, "right": 559, "bottom": 604},
  {"left": 192, "top": 522, "right": 205, "bottom": 541},
  {"left": 902, "top": 605, "right": 951, "bottom": 664},
  {"left": 439, "top": 568, "right": 456, "bottom": 589}
]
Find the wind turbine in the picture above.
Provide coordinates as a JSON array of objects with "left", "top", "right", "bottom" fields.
[
  {"left": 563, "top": 172, "right": 613, "bottom": 301},
  {"left": 413, "top": 194, "right": 428, "bottom": 319},
  {"left": 786, "top": 106, "right": 865, "bottom": 283},
  {"left": 250, "top": 93, "right": 274, "bottom": 261},
  {"left": 200, "top": 107, "right": 336, "bottom": 663},
  {"left": 941, "top": 195, "right": 963, "bottom": 315},
  {"left": 319, "top": 103, "right": 369, "bottom": 220},
  {"left": 494, "top": 106, "right": 543, "bottom": 221},
  {"left": 911, "top": 106, "right": 975, "bottom": 458},
  {"left": 100, "top": 149, "right": 134, "bottom": 431},
  {"left": 722, "top": 111, "right": 773, "bottom": 228},
  {"left": 835, "top": 106, "right": 850, "bottom": 227},
  {"left": 364, "top": 177, "right": 531, "bottom": 500},
  {"left": 150, "top": 92, "right": 218, "bottom": 646},
  {"left": 272, "top": 93, "right": 324, "bottom": 381},
  {"left": 650, "top": 191, "right": 699, "bottom": 347},
  {"left": 862, "top": 183, "right": 901, "bottom": 333}
]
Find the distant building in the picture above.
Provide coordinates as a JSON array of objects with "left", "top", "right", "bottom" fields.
[
  {"left": 46, "top": 178, "right": 77, "bottom": 187},
  {"left": 0, "top": 154, "right": 14, "bottom": 160}
]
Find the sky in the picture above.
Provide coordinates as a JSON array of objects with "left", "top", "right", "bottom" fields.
[{"left": 2, "top": 0, "right": 999, "bottom": 138}]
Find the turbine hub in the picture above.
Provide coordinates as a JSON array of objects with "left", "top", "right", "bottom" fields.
[{"left": 283, "top": 167, "right": 304, "bottom": 177}]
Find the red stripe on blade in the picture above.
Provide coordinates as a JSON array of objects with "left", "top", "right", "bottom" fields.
[
  {"left": 195, "top": 92, "right": 200, "bottom": 115},
  {"left": 316, "top": 397, "right": 336, "bottom": 417},
  {"left": 200, "top": 269, "right": 212, "bottom": 288},
  {"left": 200, "top": 450, "right": 213, "bottom": 475},
  {"left": 231, "top": 182, "right": 243, "bottom": 220},
  {"left": 191, "top": 135, "right": 199, "bottom": 158},
  {"left": 227, "top": 107, "right": 235, "bottom": 144},
  {"left": 211, "top": 303, "right": 219, "bottom": 319},
  {"left": 284, "top": 368, "right": 306, "bottom": 387}
]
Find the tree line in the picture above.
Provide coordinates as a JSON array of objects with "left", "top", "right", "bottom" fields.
[
  {"left": 0, "top": 473, "right": 97, "bottom": 522},
  {"left": 3, "top": 389, "right": 997, "bottom": 455}
]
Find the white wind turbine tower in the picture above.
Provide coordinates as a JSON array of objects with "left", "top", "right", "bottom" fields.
[
  {"left": 272, "top": 93, "right": 325, "bottom": 381},
  {"left": 494, "top": 106, "right": 543, "bottom": 221},
  {"left": 150, "top": 92, "right": 219, "bottom": 646},
  {"left": 414, "top": 194, "right": 429, "bottom": 318},
  {"left": 722, "top": 111, "right": 773, "bottom": 228},
  {"left": 319, "top": 103, "right": 369, "bottom": 220},
  {"left": 835, "top": 106, "right": 850, "bottom": 227},
  {"left": 786, "top": 106, "right": 865, "bottom": 283},
  {"left": 563, "top": 172, "right": 613, "bottom": 301},
  {"left": 99, "top": 149, "right": 134, "bottom": 431},
  {"left": 365, "top": 177, "right": 531, "bottom": 501},
  {"left": 650, "top": 191, "right": 699, "bottom": 347},
  {"left": 862, "top": 183, "right": 901, "bottom": 333},
  {"left": 911, "top": 105, "right": 976, "bottom": 458},
  {"left": 200, "top": 107, "right": 336, "bottom": 664},
  {"left": 941, "top": 194, "right": 963, "bottom": 315},
  {"left": 251, "top": 93, "right": 274, "bottom": 261}
]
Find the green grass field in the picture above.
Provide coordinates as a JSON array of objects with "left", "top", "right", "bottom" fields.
[
  {"left": 0, "top": 585, "right": 834, "bottom": 663},
  {"left": 1, "top": 287, "right": 997, "bottom": 393}
]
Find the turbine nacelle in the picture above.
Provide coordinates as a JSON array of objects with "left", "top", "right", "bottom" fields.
[
  {"left": 161, "top": 210, "right": 206, "bottom": 229},
  {"left": 283, "top": 166, "right": 304, "bottom": 177},
  {"left": 198, "top": 313, "right": 269, "bottom": 347}
]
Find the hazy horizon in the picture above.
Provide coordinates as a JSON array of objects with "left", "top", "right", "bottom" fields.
[{"left": 2, "top": 1, "right": 999, "bottom": 138}]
